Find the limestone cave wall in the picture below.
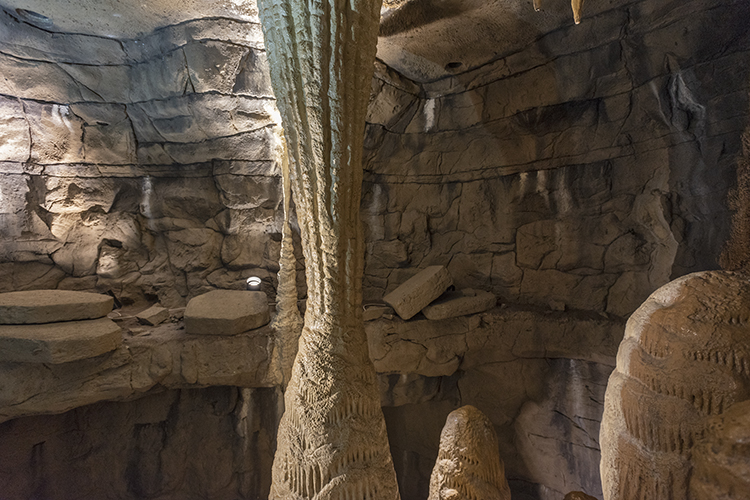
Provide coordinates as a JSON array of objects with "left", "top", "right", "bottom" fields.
[
  {"left": 362, "top": 0, "right": 750, "bottom": 318},
  {"left": 0, "top": 0, "right": 749, "bottom": 500},
  {"left": 0, "top": 9, "right": 287, "bottom": 307},
  {"left": 0, "top": 387, "right": 279, "bottom": 499}
]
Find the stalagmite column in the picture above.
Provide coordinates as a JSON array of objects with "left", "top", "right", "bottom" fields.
[
  {"left": 428, "top": 405, "right": 511, "bottom": 500},
  {"left": 600, "top": 271, "right": 750, "bottom": 500},
  {"left": 257, "top": 1, "right": 401, "bottom": 499}
]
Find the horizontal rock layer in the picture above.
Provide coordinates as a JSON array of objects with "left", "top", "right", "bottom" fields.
[
  {"left": 0, "top": 317, "right": 121, "bottom": 363},
  {"left": 362, "top": 0, "right": 750, "bottom": 319},
  {"left": 0, "top": 305, "right": 623, "bottom": 500},
  {"left": 0, "top": 289, "right": 113, "bottom": 324}
]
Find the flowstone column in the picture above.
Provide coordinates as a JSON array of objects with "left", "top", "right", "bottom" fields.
[{"left": 257, "top": 1, "right": 401, "bottom": 499}]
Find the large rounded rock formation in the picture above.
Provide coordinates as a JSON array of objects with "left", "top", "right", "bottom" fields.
[{"left": 600, "top": 271, "right": 750, "bottom": 500}]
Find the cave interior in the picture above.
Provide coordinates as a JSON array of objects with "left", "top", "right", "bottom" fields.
[{"left": 0, "top": 0, "right": 749, "bottom": 499}]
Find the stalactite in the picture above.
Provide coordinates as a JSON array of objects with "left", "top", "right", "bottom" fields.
[
  {"left": 257, "top": 0, "right": 401, "bottom": 498},
  {"left": 532, "top": 0, "right": 585, "bottom": 24},
  {"left": 571, "top": 0, "right": 584, "bottom": 24},
  {"left": 270, "top": 128, "right": 303, "bottom": 387}
]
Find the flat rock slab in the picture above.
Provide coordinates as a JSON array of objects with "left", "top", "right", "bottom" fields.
[
  {"left": 0, "top": 318, "right": 121, "bottom": 363},
  {"left": 0, "top": 290, "right": 113, "bottom": 325},
  {"left": 423, "top": 289, "right": 497, "bottom": 320},
  {"left": 383, "top": 265, "right": 452, "bottom": 320},
  {"left": 136, "top": 305, "right": 170, "bottom": 326},
  {"left": 184, "top": 290, "right": 270, "bottom": 335}
]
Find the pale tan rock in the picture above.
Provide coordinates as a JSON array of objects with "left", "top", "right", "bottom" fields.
[
  {"left": 0, "top": 290, "right": 113, "bottom": 324},
  {"left": 184, "top": 290, "right": 269, "bottom": 335},
  {"left": 689, "top": 399, "right": 750, "bottom": 500},
  {"left": 136, "top": 304, "right": 170, "bottom": 326},
  {"left": 384, "top": 265, "right": 453, "bottom": 320},
  {"left": 423, "top": 289, "right": 496, "bottom": 320},
  {"left": 0, "top": 317, "right": 121, "bottom": 363},
  {"left": 601, "top": 271, "right": 750, "bottom": 500},
  {"left": 258, "top": 0, "right": 401, "bottom": 496},
  {"left": 428, "top": 405, "right": 511, "bottom": 500}
]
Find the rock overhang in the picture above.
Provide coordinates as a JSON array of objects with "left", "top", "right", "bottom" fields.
[{"left": 0, "top": 0, "right": 590, "bottom": 84}]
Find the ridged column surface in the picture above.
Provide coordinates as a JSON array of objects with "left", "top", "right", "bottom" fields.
[{"left": 257, "top": 1, "right": 401, "bottom": 498}]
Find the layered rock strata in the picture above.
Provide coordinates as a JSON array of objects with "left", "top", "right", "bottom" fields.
[
  {"left": 258, "top": 0, "right": 401, "bottom": 497},
  {"left": 428, "top": 405, "right": 511, "bottom": 500},
  {"left": 363, "top": 0, "right": 750, "bottom": 319},
  {"left": 0, "top": 289, "right": 121, "bottom": 363},
  {"left": 0, "top": 290, "right": 113, "bottom": 324},
  {"left": 600, "top": 271, "right": 750, "bottom": 500},
  {"left": 0, "top": 318, "right": 275, "bottom": 424},
  {"left": 0, "top": 8, "right": 284, "bottom": 308}
]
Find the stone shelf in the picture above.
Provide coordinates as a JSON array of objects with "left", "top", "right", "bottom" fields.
[
  {"left": 367, "top": 304, "right": 625, "bottom": 378},
  {"left": 0, "top": 304, "right": 624, "bottom": 424},
  {"left": 0, "top": 317, "right": 277, "bottom": 424}
]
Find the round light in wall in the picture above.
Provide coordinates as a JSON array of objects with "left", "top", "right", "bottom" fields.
[
  {"left": 15, "top": 8, "right": 52, "bottom": 27},
  {"left": 246, "top": 276, "right": 262, "bottom": 291}
]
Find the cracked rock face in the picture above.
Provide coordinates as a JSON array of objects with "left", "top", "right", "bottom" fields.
[
  {"left": 428, "top": 405, "right": 511, "bottom": 500},
  {"left": 600, "top": 271, "right": 750, "bottom": 500}
]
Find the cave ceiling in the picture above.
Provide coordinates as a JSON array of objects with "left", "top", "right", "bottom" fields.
[{"left": 0, "top": 0, "right": 586, "bottom": 83}]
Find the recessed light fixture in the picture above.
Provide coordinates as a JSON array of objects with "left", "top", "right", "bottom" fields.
[
  {"left": 246, "top": 276, "right": 262, "bottom": 291},
  {"left": 15, "top": 8, "right": 52, "bottom": 27}
]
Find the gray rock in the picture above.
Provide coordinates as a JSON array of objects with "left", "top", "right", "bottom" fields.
[
  {"left": 422, "top": 288, "right": 496, "bottom": 320},
  {"left": 0, "top": 317, "right": 121, "bottom": 363},
  {"left": 184, "top": 290, "right": 270, "bottom": 335},
  {"left": 383, "top": 265, "right": 453, "bottom": 320},
  {"left": 0, "top": 290, "right": 113, "bottom": 324},
  {"left": 136, "top": 304, "right": 170, "bottom": 326}
]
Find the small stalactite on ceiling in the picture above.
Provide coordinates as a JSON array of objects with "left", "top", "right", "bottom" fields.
[{"left": 533, "top": 0, "right": 585, "bottom": 24}]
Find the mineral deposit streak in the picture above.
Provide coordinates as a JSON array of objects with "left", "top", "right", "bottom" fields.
[{"left": 257, "top": 1, "right": 401, "bottom": 499}]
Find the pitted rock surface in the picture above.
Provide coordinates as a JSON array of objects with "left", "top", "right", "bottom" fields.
[{"left": 428, "top": 405, "right": 511, "bottom": 500}]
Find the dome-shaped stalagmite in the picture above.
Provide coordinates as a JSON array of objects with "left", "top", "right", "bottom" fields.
[
  {"left": 600, "top": 271, "right": 750, "bottom": 500},
  {"left": 428, "top": 405, "right": 511, "bottom": 500}
]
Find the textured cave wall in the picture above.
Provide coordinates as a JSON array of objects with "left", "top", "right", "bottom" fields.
[
  {"left": 0, "top": 8, "right": 292, "bottom": 307},
  {"left": 0, "top": 387, "right": 280, "bottom": 499},
  {"left": 363, "top": 0, "right": 750, "bottom": 317},
  {"left": 0, "top": 0, "right": 749, "bottom": 500},
  {"left": 362, "top": 0, "right": 750, "bottom": 499}
]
